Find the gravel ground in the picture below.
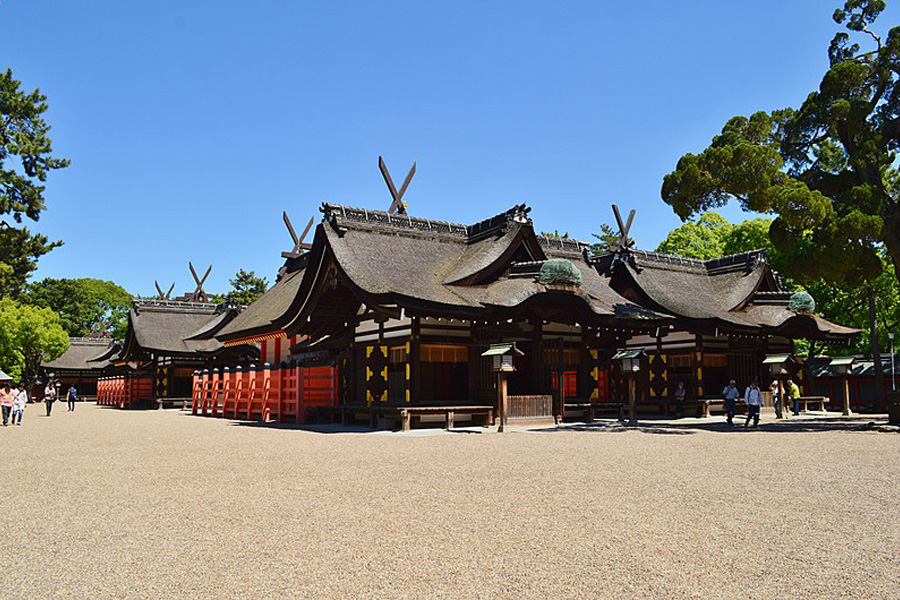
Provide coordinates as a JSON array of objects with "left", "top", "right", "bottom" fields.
[{"left": 0, "top": 403, "right": 898, "bottom": 599}]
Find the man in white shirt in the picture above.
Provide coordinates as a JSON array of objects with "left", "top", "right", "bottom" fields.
[{"left": 744, "top": 380, "right": 763, "bottom": 427}]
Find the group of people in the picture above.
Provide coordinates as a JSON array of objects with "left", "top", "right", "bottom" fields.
[
  {"left": 0, "top": 380, "right": 79, "bottom": 426},
  {"left": 673, "top": 377, "right": 803, "bottom": 427},
  {"left": 0, "top": 382, "right": 29, "bottom": 426}
]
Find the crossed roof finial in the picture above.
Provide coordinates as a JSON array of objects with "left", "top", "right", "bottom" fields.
[
  {"left": 154, "top": 280, "right": 175, "bottom": 300},
  {"left": 281, "top": 212, "right": 314, "bottom": 259},
  {"left": 189, "top": 262, "right": 212, "bottom": 303},
  {"left": 610, "top": 204, "right": 636, "bottom": 254},
  {"left": 379, "top": 155, "right": 416, "bottom": 214}
]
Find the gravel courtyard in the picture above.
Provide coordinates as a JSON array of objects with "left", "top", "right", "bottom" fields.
[{"left": 0, "top": 403, "right": 897, "bottom": 599}]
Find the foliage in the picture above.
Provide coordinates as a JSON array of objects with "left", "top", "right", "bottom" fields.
[
  {"left": 25, "top": 278, "right": 132, "bottom": 338},
  {"left": 654, "top": 210, "right": 900, "bottom": 357},
  {"left": 0, "top": 297, "right": 68, "bottom": 383},
  {"left": 590, "top": 222, "right": 623, "bottom": 253},
  {"left": 661, "top": 1, "right": 900, "bottom": 289},
  {"left": 209, "top": 269, "right": 269, "bottom": 306},
  {"left": 0, "top": 69, "right": 69, "bottom": 297},
  {"left": 656, "top": 212, "right": 731, "bottom": 259}
]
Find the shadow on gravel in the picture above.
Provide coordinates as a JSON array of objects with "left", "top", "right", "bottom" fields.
[
  {"left": 535, "top": 416, "right": 887, "bottom": 435},
  {"left": 228, "top": 420, "right": 380, "bottom": 434}
]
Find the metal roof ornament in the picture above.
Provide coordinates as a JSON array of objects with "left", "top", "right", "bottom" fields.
[
  {"left": 379, "top": 155, "right": 416, "bottom": 214},
  {"left": 281, "top": 212, "right": 314, "bottom": 259},
  {"left": 189, "top": 262, "right": 212, "bottom": 303}
]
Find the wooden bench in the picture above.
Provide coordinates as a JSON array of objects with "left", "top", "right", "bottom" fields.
[
  {"left": 565, "top": 402, "right": 626, "bottom": 422},
  {"left": 796, "top": 396, "right": 828, "bottom": 412},
  {"left": 156, "top": 397, "right": 192, "bottom": 410},
  {"left": 703, "top": 399, "right": 748, "bottom": 418},
  {"left": 398, "top": 406, "right": 493, "bottom": 432}
]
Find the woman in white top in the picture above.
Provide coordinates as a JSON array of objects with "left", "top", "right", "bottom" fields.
[
  {"left": 12, "top": 382, "right": 27, "bottom": 425},
  {"left": 744, "top": 381, "right": 763, "bottom": 427}
]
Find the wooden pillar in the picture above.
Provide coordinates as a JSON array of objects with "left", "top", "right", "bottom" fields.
[
  {"left": 555, "top": 336, "right": 564, "bottom": 423},
  {"left": 694, "top": 334, "right": 704, "bottom": 398},
  {"left": 497, "top": 372, "right": 509, "bottom": 432},
  {"left": 531, "top": 320, "right": 543, "bottom": 393},
  {"left": 411, "top": 316, "right": 422, "bottom": 403},
  {"left": 468, "top": 322, "right": 479, "bottom": 403},
  {"left": 843, "top": 375, "right": 852, "bottom": 416},
  {"left": 261, "top": 363, "right": 272, "bottom": 422},
  {"left": 297, "top": 363, "right": 306, "bottom": 424}
]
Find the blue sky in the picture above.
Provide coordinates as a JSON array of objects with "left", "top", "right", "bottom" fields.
[{"left": 4, "top": 1, "right": 897, "bottom": 296}]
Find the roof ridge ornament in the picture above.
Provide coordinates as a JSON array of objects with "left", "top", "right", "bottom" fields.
[
  {"left": 609, "top": 204, "right": 636, "bottom": 254},
  {"left": 281, "top": 212, "right": 314, "bottom": 259},
  {"left": 379, "top": 155, "right": 416, "bottom": 214},
  {"left": 154, "top": 280, "right": 175, "bottom": 300},
  {"left": 609, "top": 204, "right": 641, "bottom": 273},
  {"left": 189, "top": 262, "right": 212, "bottom": 303}
]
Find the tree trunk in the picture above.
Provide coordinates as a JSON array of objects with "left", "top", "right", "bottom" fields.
[
  {"left": 882, "top": 211, "right": 900, "bottom": 288},
  {"left": 869, "top": 287, "right": 886, "bottom": 411}
]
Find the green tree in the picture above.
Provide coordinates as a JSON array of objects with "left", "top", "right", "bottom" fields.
[
  {"left": 0, "top": 297, "right": 68, "bottom": 384},
  {"left": 591, "top": 222, "right": 627, "bottom": 253},
  {"left": 210, "top": 270, "right": 268, "bottom": 306},
  {"left": 655, "top": 212, "right": 732, "bottom": 259},
  {"left": 26, "top": 278, "right": 132, "bottom": 338},
  {"left": 662, "top": 1, "right": 900, "bottom": 290},
  {"left": 0, "top": 69, "right": 69, "bottom": 297}
]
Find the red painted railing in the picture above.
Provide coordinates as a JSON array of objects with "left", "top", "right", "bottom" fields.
[{"left": 191, "top": 363, "right": 337, "bottom": 423}]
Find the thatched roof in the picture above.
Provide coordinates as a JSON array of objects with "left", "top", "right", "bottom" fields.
[
  {"left": 592, "top": 248, "right": 858, "bottom": 341},
  {"left": 43, "top": 338, "right": 118, "bottom": 372},
  {"left": 218, "top": 203, "right": 666, "bottom": 343},
  {"left": 119, "top": 300, "right": 245, "bottom": 360}
]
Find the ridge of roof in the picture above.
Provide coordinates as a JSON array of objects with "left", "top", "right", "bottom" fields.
[
  {"left": 321, "top": 202, "right": 559, "bottom": 246},
  {"left": 132, "top": 299, "right": 221, "bottom": 313},
  {"left": 65, "top": 337, "right": 118, "bottom": 345},
  {"left": 535, "top": 235, "right": 589, "bottom": 254},
  {"left": 612, "top": 248, "right": 768, "bottom": 275},
  {"left": 321, "top": 203, "right": 468, "bottom": 238}
]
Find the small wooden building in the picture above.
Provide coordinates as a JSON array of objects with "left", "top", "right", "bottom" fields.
[
  {"left": 593, "top": 249, "right": 858, "bottom": 408},
  {"left": 41, "top": 337, "right": 121, "bottom": 400},
  {"left": 98, "top": 299, "right": 254, "bottom": 408}
]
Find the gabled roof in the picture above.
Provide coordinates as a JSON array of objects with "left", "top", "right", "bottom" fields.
[
  {"left": 119, "top": 299, "right": 244, "bottom": 359},
  {"left": 43, "top": 338, "right": 119, "bottom": 372},
  {"left": 593, "top": 248, "right": 858, "bottom": 341},
  {"left": 218, "top": 202, "right": 666, "bottom": 343}
]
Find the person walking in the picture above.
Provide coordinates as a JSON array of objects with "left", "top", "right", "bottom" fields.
[
  {"left": 770, "top": 379, "right": 781, "bottom": 418},
  {"left": 722, "top": 380, "right": 740, "bottom": 426},
  {"left": 744, "top": 380, "right": 763, "bottom": 427},
  {"left": 67, "top": 384, "right": 77, "bottom": 412},
  {"left": 12, "top": 382, "right": 27, "bottom": 425},
  {"left": 0, "top": 382, "right": 14, "bottom": 426},
  {"left": 44, "top": 381, "right": 57, "bottom": 416},
  {"left": 786, "top": 378, "right": 802, "bottom": 416},
  {"left": 674, "top": 381, "right": 687, "bottom": 418}
]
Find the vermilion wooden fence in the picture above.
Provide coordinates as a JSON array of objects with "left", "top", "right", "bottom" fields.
[
  {"left": 191, "top": 363, "right": 337, "bottom": 423},
  {"left": 96, "top": 375, "right": 153, "bottom": 408}
]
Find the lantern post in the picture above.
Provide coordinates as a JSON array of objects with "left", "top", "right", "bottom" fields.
[
  {"left": 612, "top": 350, "right": 645, "bottom": 425},
  {"left": 481, "top": 343, "right": 524, "bottom": 433},
  {"left": 829, "top": 356, "right": 856, "bottom": 416}
]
